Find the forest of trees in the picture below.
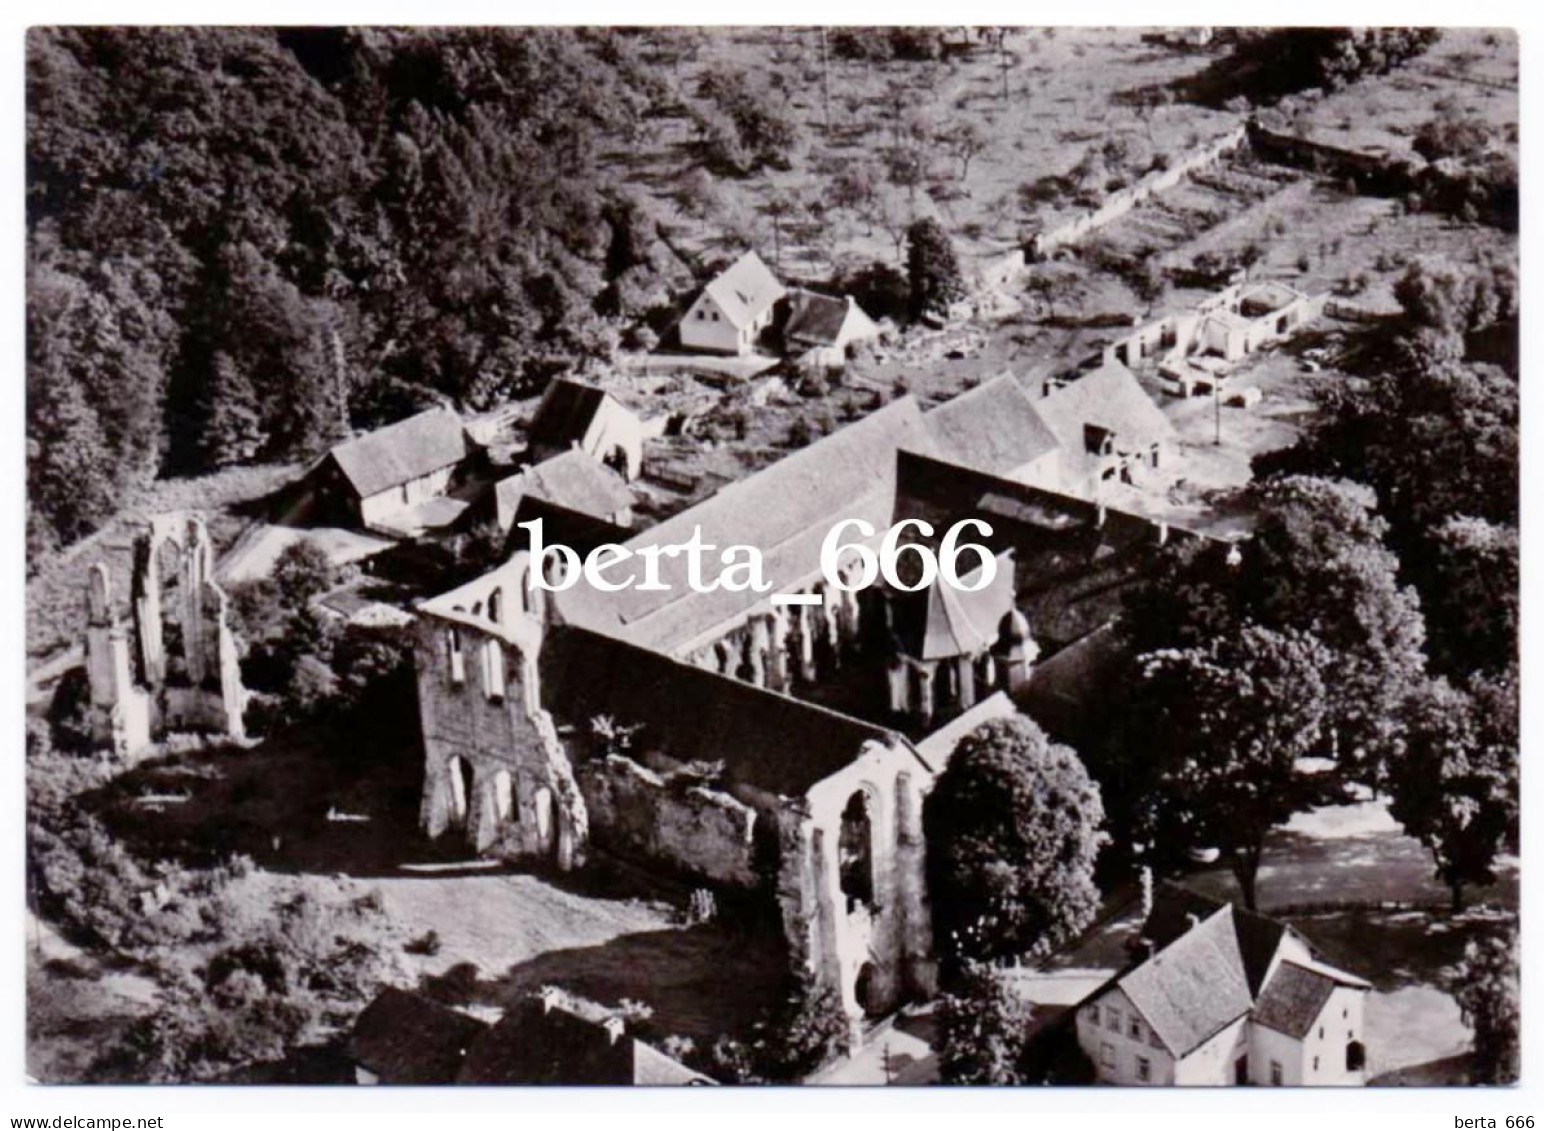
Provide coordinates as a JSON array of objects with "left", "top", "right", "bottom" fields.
[{"left": 26, "top": 27, "right": 683, "bottom": 552}]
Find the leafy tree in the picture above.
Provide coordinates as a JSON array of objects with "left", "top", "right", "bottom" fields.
[
  {"left": 1423, "top": 516, "right": 1517, "bottom": 676},
  {"left": 935, "top": 959, "right": 1028, "bottom": 1084},
  {"left": 905, "top": 217, "right": 966, "bottom": 321},
  {"left": 925, "top": 715, "right": 1104, "bottom": 971},
  {"left": 1387, "top": 676, "right": 1517, "bottom": 913},
  {"left": 1132, "top": 625, "right": 1331, "bottom": 910},
  {"left": 1125, "top": 476, "right": 1427, "bottom": 780},
  {"left": 1454, "top": 927, "right": 1520, "bottom": 1084}
]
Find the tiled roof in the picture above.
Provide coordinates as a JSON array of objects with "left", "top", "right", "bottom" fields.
[
  {"left": 923, "top": 373, "right": 1061, "bottom": 477},
  {"left": 1035, "top": 359, "right": 1176, "bottom": 454},
  {"left": 325, "top": 408, "right": 468, "bottom": 500},
  {"left": 556, "top": 397, "right": 937, "bottom": 653},
  {"left": 494, "top": 449, "right": 632, "bottom": 530},
  {"left": 541, "top": 626, "right": 915, "bottom": 797},
  {"left": 784, "top": 289, "right": 875, "bottom": 347},
  {"left": 457, "top": 998, "right": 709, "bottom": 1085},
  {"left": 346, "top": 988, "right": 488, "bottom": 1084},
  {"left": 1252, "top": 962, "right": 1338, "bottom": 1039},
  {"left": 528, "top": 379, "right": 612, "bottom": 449},
  {"left": 703, "top": 251, "right": 784, "bottom": 329},
  {"left": 1117, "top": 905, "right": 1255, "bottom": 1057}
]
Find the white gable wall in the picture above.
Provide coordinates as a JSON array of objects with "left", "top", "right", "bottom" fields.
[
  {"left": 1077, "top": 987, "right": 1175, "bottom": 1085},
  {"left": 1173, "top": 1014, "right": 1250, "bottom": 1085},
  {"left": 681, "top": 291, "right": 756, "bottom": 354}
]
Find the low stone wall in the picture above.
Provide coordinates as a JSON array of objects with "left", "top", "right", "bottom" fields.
[
  {"left": 577, "top": 755, "right": 760, "bottom": 889},
  {"left": 1028, "top": 125, "right": 1249, "bottom": 262}
]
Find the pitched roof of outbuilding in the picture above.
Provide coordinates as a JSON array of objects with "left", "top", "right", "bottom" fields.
[
  {"left": 541, "top": 626, "right": 916, "bottom": 797},
  {"left": 923, "top": 373, "right": 1062, "bottom": 477},
  {"left": 1035, "top": 360, "right": 1176, "bottom": 452},
  {"left": 494, "top": 449, "right": 633, "bottom": 529},
  {"left": 702, "top": 251, "right": 785, "bottom": 329},
  {"left": 784, "top": 289, "right": 876, "bottom": 347},
  {"left": 556, "top": 397, "right": 937, "bottom": 652},
  {"left": 1251, "top": 962, "right": 1339, "bottom": 1039},
  {"left": 528, "top": 379, "right": 615, "bottom": 449},
  {"left": 325, "top": 408, "right": 468, "bottom": 500},
  {"left": 346, "top": 988, "right": 488, "bottom": 1084},
  {"left": 457, "top": 998, "right": 709, "bottom": 1086}
]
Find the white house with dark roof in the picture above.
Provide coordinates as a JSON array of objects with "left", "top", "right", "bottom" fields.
[
  {"left": 1075, "top": 886, "right": 1370, "bottom": 1087},
  {"left": 303, "top": 407, "right": 470, "bottom": 534},
  {"left": 680, "top": 250, "right": 785, "bottom": 355}
]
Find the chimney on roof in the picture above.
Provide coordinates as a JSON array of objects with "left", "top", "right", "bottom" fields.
[
  {"left": 602, "top": 1016, "right": 626, "bottom": 1045},
  {"left": 538, "top": 986, "right": 563, "bottom": 1014},
  {"left": 1156, "top": 521, "right": 1169, "bottom": 546},
  {"left": 1184, "top": 912, "right": 1202, "bottom": 931},
  {"left": 1096, "top": 503, "right": 1107, "bottom": 529}
]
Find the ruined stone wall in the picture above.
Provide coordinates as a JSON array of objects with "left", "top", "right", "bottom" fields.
[
  {"left": 83, "top": 514, "right": 246, "bottom": 759},
  {"left": 413, "top": 580, "right": 587, "bottom": 870},
  {"left": 576, "top": 755, "right": 759, "bottom": 888}
]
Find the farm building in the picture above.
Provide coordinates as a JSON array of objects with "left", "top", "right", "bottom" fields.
[
  {"left": 783, "top": 288, "right": 881, "bottom": 369},
  {"left": 527, "top": 378, "right": 647, "bottom": 481},
  {"left": 299, "top": 408, "right": 471, "bottom": 535}
]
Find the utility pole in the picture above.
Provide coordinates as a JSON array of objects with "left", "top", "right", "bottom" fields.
[{"left": 1214, "top": 382, "right": 1222, "bottom": 446}]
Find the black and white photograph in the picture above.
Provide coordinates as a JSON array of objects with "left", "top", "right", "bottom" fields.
[{"left": 21, "top": 21, "right": 1521, "bottom": 1098}]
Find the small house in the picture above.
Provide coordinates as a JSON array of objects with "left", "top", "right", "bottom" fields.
[
  {"left": 783, "top": 289, "right": 881, "bottom": 369},
  {"left": 1034, "top": 360, "right": 1176, "bottom": 495},
  {"left": 680, "top": 251, "right": 785, "bottom": 356}
]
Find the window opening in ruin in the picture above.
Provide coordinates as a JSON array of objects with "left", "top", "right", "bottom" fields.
[
  {"left": 838, "top": 789, "right": 875, "bottom": 911},
  {"left": 855, "top": 962, "right": 883, "bottom": 1018},
  {"left": 487, "top": 588, "right": 502, "bottom": 625},
  {"left": 483, "top": 639, "right": 506, "bottom": 701},
  {"left": 447, "top": 756, "right": 473, "bottom": 828},
  {"left": 493, "top": 770, "right": 514, "bottom": 824},
  {"left": 604, "top": 445, "right": 629, "bottom": 478},
  {"left": 448, "top": 627, "right": 465, "bottom": 685},
  {"left": 1345, "top": 1041, "right": 1365, "bottom": 1072}
]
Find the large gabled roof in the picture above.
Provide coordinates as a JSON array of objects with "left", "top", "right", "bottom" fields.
[
  {"left": 556, "top": 397, "right": 937, "bottom": 652},
  {"left": 1116, "top": 905, "right": 1255, "bottom": 1058},
  {"left": 540, "top": 626, "right": 917, "bottom": 797},
  {"left": 1035, "top": 359, "right": 1176, "bottom": 452},
  {"left": 923, "top": 373, "right": 1061, "bottom": 477},
  {"left": 702, "top": 251, "right": 784, "bottom": 329},
  {"left": 324, "top": 408, "right": 468, "bottom": 500},
  {"left": 494, "top": 449, "right": 633, "bottom": 530}
]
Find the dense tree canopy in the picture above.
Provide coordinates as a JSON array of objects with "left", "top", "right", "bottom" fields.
[
  {"left": 27, "top": 27, "right": 681, "bottom": 546},
  {"left": 924, "top": 715, "right": 1104, "bottom": 972},
  {"left": 1127, "top": 626, "right": 1331, "bottom": 910}
]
